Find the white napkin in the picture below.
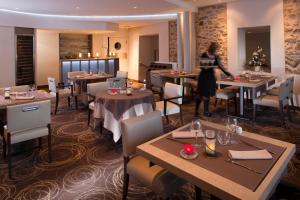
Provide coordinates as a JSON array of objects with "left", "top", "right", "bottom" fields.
[
  {"left": 172, "top": 131, "right": 204, "bottom": 138},
  {"left": 228, "top": 150, "right": 272, "bottom": 160},
  {"left": 15, "top": 95, "right": 35, "bottom": 100}
]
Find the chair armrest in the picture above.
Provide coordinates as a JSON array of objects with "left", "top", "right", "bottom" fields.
[
  {"left": 163, "top": 96, "right": 183, "bottom": 116},
  {"left": 87, "top": 94, "right": 95, "bottom": 103}
]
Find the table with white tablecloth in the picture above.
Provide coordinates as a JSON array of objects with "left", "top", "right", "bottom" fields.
[{"left": 94, "top": 89, "right": 155, "bottom": 142}]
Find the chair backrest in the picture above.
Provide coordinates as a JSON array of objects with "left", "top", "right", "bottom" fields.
[
  {"left": 48, "top": 77, "right": 57, "bottom": 93},
  {"left": 121, "top": 111, "right": 163, "bottom": 157},
  {"left": 150, "top": 71, "right": 164, "bottom": 88},
  {"left": 279, "top": 80, "right": 290, "bottom": 106},
  {"left": 6, "top": 100, "right": 51, "bottom": 133},
  {"left": 164, "top": 82, "right": 183, "bottom": 105},
  {"left": 116, "top": 71, "right": 128, "bottom": 79},
  {"left": 107, "top": 78, "right": 126, "bottom": 89},
  {"left": 68, "top": 71, "right": 87, "bottom": 78},
  {"left": 87, "top": 81, "right": 109, "bottom": 96}
]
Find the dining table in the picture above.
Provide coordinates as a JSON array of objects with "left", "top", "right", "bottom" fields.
[
  {"left": 68, "top": 73, "right": 113, "bottom": 94},
  {"left": 152, "top": 69, "right": 198, "bottom": 84},
  {"left": 93, "top": 89, "right": 155, "bottom": 142},
  {"left": 137, "top": 120, "right": 295, "bottom": 200},
  {"left": 217, "top": 73, "right": 276, "bottom": 118}
]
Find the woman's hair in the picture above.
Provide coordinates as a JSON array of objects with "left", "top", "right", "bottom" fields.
[{"left": 208, "top": 42, "right": 219, "bottom": 54}]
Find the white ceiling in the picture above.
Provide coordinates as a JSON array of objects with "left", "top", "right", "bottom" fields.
[{"left": 0, "top": 0, "right": 241, "bottom": 29}]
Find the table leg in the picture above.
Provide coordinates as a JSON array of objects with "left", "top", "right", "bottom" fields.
[
  {"left": 239, "top": 86, "right": 244, "bottom": 116},
  {"left": 195, "top": 186, "right": 202, "bottom": 200}
]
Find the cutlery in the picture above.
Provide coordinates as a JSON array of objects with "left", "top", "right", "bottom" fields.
[
  {"left": 166, "top": 137, "right": 188, "bottom": 144},
  {"left": 226, "top": 158, "right": 262, "bottom": 174},
  {"left": 240, "top": 139, "right": 276, "bottom": 155}
]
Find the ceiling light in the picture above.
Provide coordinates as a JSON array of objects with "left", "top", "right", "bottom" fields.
[
  {"left": 15, "top": 8, "right": 19, "bottom": 10},
  {"left": 133, "top": 6, "right": 137, "bottom": 9},
  {"left": 76, "top": 6, "right": 80, "bottom": 10}
]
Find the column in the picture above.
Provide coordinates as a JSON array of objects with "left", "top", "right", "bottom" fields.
[{"left": 177, "top": 13, "right": 183, "bottom": 71}]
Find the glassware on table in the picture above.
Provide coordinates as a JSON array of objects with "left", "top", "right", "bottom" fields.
[
  {"left": 225, "top": 117, "right": 237, "bottom": 144},
  {"left": 205, "top": 130, "right": 216, "bottom": 155},
  {"left": 190, "top": 119, "right": 202, "bottom": 148},
  {"left": 216, "top": 130, "right": 231, "bottom": 145}
]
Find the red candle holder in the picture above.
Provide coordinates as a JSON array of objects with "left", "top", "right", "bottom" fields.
[
  {"left": 111, "top": 88, "right": 117, "bottom": 94},
  {"left": 235, "top": 76, "right": 240, "bottom": 81},
  {"left": 183, "top": 144, "right": 195, "bottom": 155}
]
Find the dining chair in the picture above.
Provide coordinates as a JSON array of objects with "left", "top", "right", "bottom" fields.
[
  {"left": 156, "top": 82, "right": 183, "bottom": 125},
  {"left": 267, "top": 76, "right": 295, "bottom": 112},
  {"left": 68, "top": 71, "right": 87, "bottom": 92},
  {"left": 121, "top": 111, "right": 185, "bottom": 200},
  {"left": 2, "top": 100, "right": 52, "bottom": 178},
  {"left": 86, "top": 81, "right": 109, "bottom": 131},
  {"left": 47, "top": 77, "right": 78, "bottom": 114},
  {"left": 253, "top": 80, "right": 290, "bottom": 125},
  {"left": 116, "top": 71, "right": 128, "bottom": 79},
  {"left": 107, "top": 78, "right": 126, "bottom": 90}
]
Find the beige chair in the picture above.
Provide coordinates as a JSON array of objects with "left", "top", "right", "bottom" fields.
[
  {"left": 48, "top": 77, "right": 78, "bottom": 114},
  {"left": 121, "top": 111, "right": 185, "bottom": 200},
  {"left": 253, "top": 80, "right": 291, "bottom": 124},
  {"left": 267, "top": 76, "right": 295, "bottom": 111},
  {"left": 156, "top": 82, "right": 183, "bottom": 124},
  {"left": 116, "top": 71, "right": 128, "bottom": 79},
  {"left": 86, "top": 81, "right": 109, "bottom": 129},
  {"left": 2, "top": 100, "right": 52, "bottom": 178}
]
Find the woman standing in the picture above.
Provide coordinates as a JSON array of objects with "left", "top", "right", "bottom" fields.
[{"left": 195, "top": 42, "right": 233, "bottom": 117}]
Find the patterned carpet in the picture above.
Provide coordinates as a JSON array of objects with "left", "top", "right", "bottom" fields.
[{"left": 0, "top": 98, "right": 300, "bottom": 200}]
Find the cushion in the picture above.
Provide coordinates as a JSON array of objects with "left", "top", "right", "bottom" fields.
[
  {"left": 253, "top": 95, "right": 279, "bottom": 108},
  {"left": 156, "top": 101, "right": 180, "bottom": 116},
  {"left": 89, "top": 102, "right": 95, "bottom": 110},
  {"left": 216, "top": 89, "right": 236, "bottom": 100},
  {"left": 127, "top": 156, "right": 185, "bottom": 198},
  {"left": 4, "top": 126, "right": 49, "bottom": 144},
  {"left": 267, "top": 87, "right": 279, "bottom": 96}
]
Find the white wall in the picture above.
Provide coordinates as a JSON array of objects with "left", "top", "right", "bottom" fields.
[
  {"left": 128, "top": 22, "right": 169, "bottom": 80},
  {"left": 0, "top": 26, "right": 15, "bottom": 87},
  {"left": 35, "top": 30, "right": 60, "bottom": 85},
  {"left": 227, "top": 0, "right": 285, "bottom": 75}
]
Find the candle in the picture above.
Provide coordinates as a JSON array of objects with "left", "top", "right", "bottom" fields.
[
  {"left": 78, "top": 52, "right": 82, "bottom": 58},
  {"left": 96, "top": 52, "right": 99, "bottom": 58},
  {"left": 88, "top": 53, "right": 91, "bottom": 58},
  {"left": 183, "top": 144, "right": 195, "bottom": 155},
  {"left": 205, "top": 130, "right": 216, "bottom": 155}
]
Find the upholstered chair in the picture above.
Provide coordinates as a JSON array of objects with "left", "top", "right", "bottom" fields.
[
  {"left": 121, "top": 111, "right": 185, "bottom": 200},
  {"left": 3, "top": 100, "right": 52, "bottom": 178},
  {"left": 155, "top": 82, "right": 183, "bottom": 125},
  {"left": 253, "top": 80, "right": 290, "bottom": 124},
  {"left": 116, "top": 71, "right": 128, "bottom": 79},
  {"left": 149, "top": 72, "right": 167, "bottom": 100},
  {"left": 48, "top": 77, "right": 78, "bottom": 114},
  {"left": 267, "top": 76, "right": 295, "bottom": 112},
  {"left": 86, "top": 81, "right": 109, "bottom": 130},
  {"left": 67, "top": 71, "right": 87, "bottom": 92}
]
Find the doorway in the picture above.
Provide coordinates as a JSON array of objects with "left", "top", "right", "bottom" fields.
[{"left": 138, "top": 35, "right": 159, "bottom": 82}]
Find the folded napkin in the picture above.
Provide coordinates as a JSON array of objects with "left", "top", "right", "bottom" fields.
[
  {"left": 172, "top": 131, "right": 204, "bottom": 138},
  {"left": 228, "top": 150, "right": 272, "bottom": 160},
  {"left": 249, "top": 79, "right": 261, "bottom": 82},
  {"left": 15, "top": 95, "right": 35, "bottom": 100},
  {"left": 10, "top": 92, "right": 27, "bottom": 95}
]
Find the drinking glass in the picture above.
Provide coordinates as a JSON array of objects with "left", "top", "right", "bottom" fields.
[
  {"left": 190, "top": 119, "right": 202, "bottom": 148},
  {"left": 225, "top": 117, "right": 237, "bottom": 144},
  {"left": 217, "top": 130, "right": 231, "bottom": 145}
]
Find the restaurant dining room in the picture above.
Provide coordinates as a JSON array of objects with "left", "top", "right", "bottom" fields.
[{"left": 0, "top": 0, "right": 300, "bottom": 199}]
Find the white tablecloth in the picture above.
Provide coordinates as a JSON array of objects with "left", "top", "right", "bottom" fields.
[{"left": 94, "top": 102, "right": 153, "bottom": 142}]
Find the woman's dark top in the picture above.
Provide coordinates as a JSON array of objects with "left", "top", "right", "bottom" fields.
[{"left": 197, "top": 52, "right": 231, "bottom": 97}]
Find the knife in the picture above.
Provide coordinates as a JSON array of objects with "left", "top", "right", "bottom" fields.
[{"left": 226, "top": 158, "right": 263, "bottom": 174}]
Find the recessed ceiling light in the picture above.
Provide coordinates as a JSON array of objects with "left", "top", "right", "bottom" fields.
[
  {"left": 15, "top": 8, "right": 19, "bottom": 10},
  {"left": 133, "top": 6, "right": 137, "bottom": 9},
  {"left": 76, "top": 6, "right": 80, "bottom": 10}
]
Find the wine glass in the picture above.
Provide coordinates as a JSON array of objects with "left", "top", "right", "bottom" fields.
[{"left": 190, "top": 119, "right": 202, "bottom": 148}]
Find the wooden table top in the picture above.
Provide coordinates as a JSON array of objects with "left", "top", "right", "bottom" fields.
[
  {"left": 217, "top": 75, "right": 276, "bottom": 88},
  {"left": 152, "top": 70, "right": 198, "bottom": 79},
  {"left": 0, "top": 90, "right": 54, "bottom": 109},
  {"left": 137, "top": 120, "right": 295, "bottom": 200}
]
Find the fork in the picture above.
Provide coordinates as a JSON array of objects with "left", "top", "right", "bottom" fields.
[{"left": 226, "top": 158, "right": 263, "bottom": 174}]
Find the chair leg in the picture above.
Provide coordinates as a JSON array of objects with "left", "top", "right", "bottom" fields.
[
  {"left": 75, "top": 96, "right": 78, "bottom": 110},
  {"left": 214, "top": 98, "right": 218, "bottom": 107},
  {"left": 287, "top": 105, "right": 292, "bottom": 122},
  {"left": 234, "top": 97, "right": 237, "bottom": 114},
  {"left": 226, "top": 100, "right": 229, "bottom": 115},
  {"left": 253, "top": 104, "right": 257, "bottom": 121},
  {"left": 291, "top": 98, "right": 296, "bottom": 112},
  {"left": 179, "top": 107, "right": 183, "bottom": 125},
  {"left": 123, "top": 157, "right": 130, "bottom": 200},
  {"left": 48, "top": 125, "right": 52, "bottom": 163},
  {"left": 88, "top": 109, "right": 91, "bottom": 126},
  {"left": 7, "top": 134, "right": 12, "bottom": 179},
  {"left": 165, "top": 116, "right": 169, "bottom": 124},
  {"left": 2, "top": 138, "right": 6, "bottom": 159},
  {"left": 99, "top": 120, "right": 103, "bottom": 135},
  {"left": 55, "top": 95, "right": 59, "bottom": 115},
  {"left": 67, "top": 97, "right": 71, "bottom": 107},
  {"left": 38, "top": 138, "right": 42, "bottom": 148},
  {"left": 195, "top": 186, "right": 202, "bottom": 200},
  {"left": 279, "top": 101, "right": 285, "bottom": 126}
]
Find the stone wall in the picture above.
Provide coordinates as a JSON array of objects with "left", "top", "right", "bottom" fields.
[
  {"left": 169, "top": 20, "right": 177, "bottom": 62},
  {"left": 284, "top": 0, "right": 300, "bottom": 74},
  {"left": 195, "top": 4, "right": 228, "bottom": 66},
  {"left": 59, "top": 34, "right": 92, "bottom": 59}
]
